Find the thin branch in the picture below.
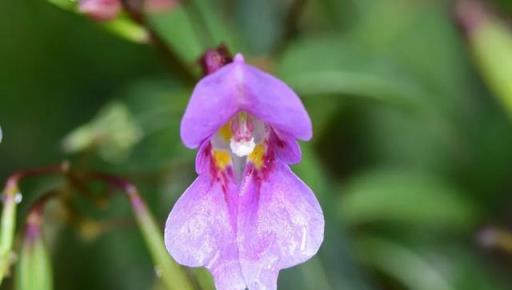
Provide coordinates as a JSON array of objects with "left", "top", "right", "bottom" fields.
[
  {"left": 120, "top": 0, "right": 197, "bottom": 84},
  {"left": 275, "top": 0, "right": 307, "bottom": 54}
]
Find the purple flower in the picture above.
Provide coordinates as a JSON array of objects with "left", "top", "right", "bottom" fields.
[{"left": 165, "top": 54, "right": 324, "bottom": 290}]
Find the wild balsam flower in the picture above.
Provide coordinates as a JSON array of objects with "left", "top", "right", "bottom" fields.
[{"left": 165, "top": 54, "right": 324, "bottom": 290}]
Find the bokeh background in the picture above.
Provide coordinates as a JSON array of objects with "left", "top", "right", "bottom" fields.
[{"left": 2, "top": 0, "right": 512, "bottom": 289}]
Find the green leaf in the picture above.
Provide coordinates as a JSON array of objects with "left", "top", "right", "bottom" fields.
[
  {"left": 277, "top": 36, "right": 426, "bottom": 108},
  {"left": 340, "top": 170, "right": 479, "bottom": 229},
  {"left": 148, "top": 6, "right": 205, "bottom": 67},
  {"left": 357, "top": 236, "right": 454, "bottom": 290},
  {"left": 46, "top": 0, "right": 77, "bottom": 11},
  {"left": 234, "top": 0, "right": 285, "bottom": 55},
  {"left": 471, "top": 18, "right": 512, "bottom": 119},
  {"left": 102, "top": 16, "right": 149, "bottom": 43},
  {"left": 192, "top": 0, "right": 239, "bottom": 51},
  {"left": 284, "top": 70, "right": 423, "bottom": 107},
  {"left": 357, "top": 236, "right": 510, "bottom": 290}
]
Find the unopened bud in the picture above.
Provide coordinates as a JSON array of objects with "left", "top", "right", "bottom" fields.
[
  {"left": 199, "top": 44, "right": 233, "bottom": 75},
  {"left": 79, "top": 0, "right": 121, "bottom": 22}
]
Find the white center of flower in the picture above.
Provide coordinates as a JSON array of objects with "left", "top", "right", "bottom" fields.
[{"left": 230, "top": 137, "right": 256, "bottom": 157}]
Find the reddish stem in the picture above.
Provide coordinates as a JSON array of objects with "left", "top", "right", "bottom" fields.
[
  {"left": 2, "top": 162, "right": 148, "bottom": 243},
  {"left": 24, "top": 191, "right": 58, "bottom": 242},
  {"left": 3, "top": 162, "right": 69, "bottom": 198}
]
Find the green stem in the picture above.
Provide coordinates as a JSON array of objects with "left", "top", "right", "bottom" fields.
[
  {"left": 1, "top": 164, "right": 193, "bottom": 290},
  {"left": 0, "top": 181, "right": 19, "bottom": 284},
  {"left": 0, "top": 163, "right": 68, "bottom": 285},
  {"left": 90, "top": 173, "right": 193, "bottom": 290},
  {"left": 16, "top": 191, "right": 56, "bottom": 290},
  {"left": 120, "top": 0, "right": 197, "bottom": 84}
]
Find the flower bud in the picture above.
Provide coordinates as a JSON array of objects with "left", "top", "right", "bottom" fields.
[
  {"left": 79, "top": 0, "right": 121, "bottom": 22},
  {"left": 199, "top": 44, "right": 233, "bottom": 75},
  {"left": 16, "top": 206, "right": 53, "bottom": 290},
  {"left": 16, "top": 234, "right": 53, "bottom": 290}
]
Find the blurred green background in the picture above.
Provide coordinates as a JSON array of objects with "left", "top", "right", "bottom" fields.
[{"left": 2, "top": 0, "right": 512, "bottom": 289}]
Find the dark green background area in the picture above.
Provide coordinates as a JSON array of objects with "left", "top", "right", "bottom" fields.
[
  {"left": 0, "top": 0, "right": 164, "bottom": 172},
  {"left": 2, "top": 0, "right": 512, "bottom": 290}
]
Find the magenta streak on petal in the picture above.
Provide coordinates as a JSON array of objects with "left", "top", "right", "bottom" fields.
[
  {"left": 169, "top": 116, "right": 325, "bottom": 290},
  {"left": 166, "top": 129, "right": 324, "bottom": 290},
  {"left": 164, "top": 156, "right": 246, "bottom": 289},
  {"left": 270, "top": 129, "right": 301, "bottom": 165},
  {"left": 195, "top": 141, "right": 212, "bottom": 174},
  {"left": 236, "top": 160, "right": 324, "bottom": 290}
]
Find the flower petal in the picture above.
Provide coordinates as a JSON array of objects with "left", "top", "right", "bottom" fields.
[
  {"left": 180, "top": 66, "right": 239, "bottom": 149},
  {"left": 237, "top": 161, "right": 324, "bottom": 289},
  {"left": 195, "top": 141, "right": 211, "bottom": 174},
  {"left": 239, "top": 60, "right": 312, "bottom": 142},
  {"left": 180, "top": 54, "right": 312, "bottom": 148},
  {"left": 164, "top": 175, "right": 245, "bottom": 290},
  {"left": 271, "top": 130, "right": 302, "bottom": 164}
]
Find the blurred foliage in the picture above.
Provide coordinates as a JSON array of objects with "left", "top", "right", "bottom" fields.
[
  {"left": 339, "top": 170, "right": 479, "bottom": 229},
  {"left": 62, "top": 101, "right": 143, "bottom": 162},
  {"left": 2, "top": 0, "right": 512, "bottom": 290}
]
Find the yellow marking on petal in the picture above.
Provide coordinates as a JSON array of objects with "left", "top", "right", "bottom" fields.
[
  {"left": 248, "top": 144, "right": 265, "bottom": 169},
  {"left": 238, "top": 112, "right": 247, "bottom": 121},
  {"left": 213, "top": 149, "right": 231, "bottom": 170},
  {"left": 219, "top": 122, "right": 232, "bottom": 140}
]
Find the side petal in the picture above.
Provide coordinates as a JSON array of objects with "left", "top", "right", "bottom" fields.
[
  {"left": 164, "top": 175, "right": 246, "bottom": 290},
  {"left": 271, "top": 130, "right": 302, "bottom": 164},
  {"left": 237, "top": 161, "right": 324, "bottom": 289}
]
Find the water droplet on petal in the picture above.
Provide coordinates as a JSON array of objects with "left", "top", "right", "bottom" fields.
[
  {"left": 15, "top": 192, "right": 22, "bottom": 204},
  {"left": 300, "top": 227, "right": 307, "bottom": 251}
]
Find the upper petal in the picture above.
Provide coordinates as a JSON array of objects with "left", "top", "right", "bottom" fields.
[
  {"left": 238, "top": 58, "right": 312, "bottom": 142},
  {"left": 180, "top": 68, "right": 239, "bottom": 148},
  {"left": 180, "top": 54, "right": 312, "bottom": 148},
  {"left": 236, "top": 161, "right": 324, "bottom": 289}
]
